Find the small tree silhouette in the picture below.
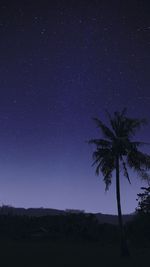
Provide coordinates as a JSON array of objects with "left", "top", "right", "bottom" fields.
[
  {"left": 137, "top": 186, "right": 150, "bottom": 213},
  {"left": 89, "top": 108, "right": 150, "bottom": 257}
]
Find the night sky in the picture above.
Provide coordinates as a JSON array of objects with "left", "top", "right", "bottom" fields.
[{"left": 0, "top": 0, "right": 149, "bottom": 214}]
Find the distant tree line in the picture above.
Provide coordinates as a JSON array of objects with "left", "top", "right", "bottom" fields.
[
  {"left": 0, "top": 213, "right": 119, "bottom": 244},
  {"left": 0, "top": 210, "right": 149, "bottom": 248}
]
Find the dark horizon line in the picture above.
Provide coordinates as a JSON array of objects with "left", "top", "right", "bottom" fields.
[{"left": 0, "top": 204, "right": 136, "bottom": 216}]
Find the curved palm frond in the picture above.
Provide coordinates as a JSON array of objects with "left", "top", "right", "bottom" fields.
[
  {"left": 92, "top": 148, "right": 115, "bottom": 190},
  {"left": 106, "top": 108, "right": 127, "bottom": 137},
  {"left": 106, "top": 109, "right": 147, "bottom": 138},
  {"left": 93, "top": 118, "right": 115, "bottom": 141},
  {"left": 88, "top": 138, "right": 112, "bottom": 148},
  {"left": 127, "top": 150, "right": 150, "bottom": 182},
  {"left": 122, "top": 117, "right": 147, "bottom": 138},
  {"left": 121, "top": 156, "right": 131, "bottom": 184}
]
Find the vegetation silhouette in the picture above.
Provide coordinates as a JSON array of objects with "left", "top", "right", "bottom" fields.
[
  {"left": 0, "top": 208, "right": 150, "bottom": 266},
  {"left": 0, "top": 212, "right": 118, "bottom": 243},
  {"left": 89, "top": 108, "right": 150, "bottom": 257},
  {"left": 126, "top": 188, "right": 150, "bottom": 248},
  {"left": 136, "top": 186, "right": 150, "bottom": 213}
]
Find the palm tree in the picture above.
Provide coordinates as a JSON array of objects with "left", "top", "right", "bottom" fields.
[{"left": 89, "top": 109, "right": 150, "bottom": 257}]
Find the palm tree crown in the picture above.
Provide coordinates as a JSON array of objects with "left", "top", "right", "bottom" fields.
[{"left": 89, "top": 109, "right": 150, "bottom": 190}]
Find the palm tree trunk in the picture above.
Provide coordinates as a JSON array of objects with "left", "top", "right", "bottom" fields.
[{"left": 116, "top": 156, "right": 130, "bottom": 257}]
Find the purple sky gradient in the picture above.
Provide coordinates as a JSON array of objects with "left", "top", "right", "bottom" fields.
[{"left": 0, "top": 0, "right": 149, "bottom": 214}]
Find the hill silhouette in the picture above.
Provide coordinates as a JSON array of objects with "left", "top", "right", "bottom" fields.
[{"left": 0, "top": 205, "right": 135, "bottom": 224}]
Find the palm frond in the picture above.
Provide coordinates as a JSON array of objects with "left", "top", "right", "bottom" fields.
[
  {"left": 93, "top": 118, "right": 115, "bottom": 141},
  {"left": 124, "top": 118, "right": 147, "bottom": 137},
  {"left": 91, "top": 148, "right": 115, "bottom": 190},
  {"left": 127, "top": 150, "right": 150, "bottom": 183},
  {"left": 121, "top": 157, "right": 131, "bottom": 184},
  {"left": 92, "top": 148, "right": 111, "bottom": 166},
  {"left": 103, "top": 173, "right": 112, "bottom": 191},
  {"left": 106, "top": 109, "right": 146, "bottom": 138},
  {"left": 92, "top": 152, "right": 102, "bottom": 167},
  {"left": 106, "top": 108, "right": 127, "bottom": 136},
  {"left": 88, "top": 138, "right": 112, "bottom": 148}
]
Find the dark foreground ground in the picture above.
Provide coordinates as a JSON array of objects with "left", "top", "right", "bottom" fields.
[{"left": 0, "top": 239, "right": 149, "bottom": 267}]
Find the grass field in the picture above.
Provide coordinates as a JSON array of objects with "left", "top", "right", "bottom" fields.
[{"left": 0, "top": 239, "right": 149, "bottom": 267}]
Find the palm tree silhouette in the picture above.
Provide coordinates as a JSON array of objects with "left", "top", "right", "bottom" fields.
[{"left": 89, "top": 108, "right": 150, "bottom": 256}]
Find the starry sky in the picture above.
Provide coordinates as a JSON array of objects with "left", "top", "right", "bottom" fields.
[{"left": 0, "top": 0, "right": 149, "bottom": 214}]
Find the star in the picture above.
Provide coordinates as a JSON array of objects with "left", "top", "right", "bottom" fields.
[{"left": 41, "top": 28, "right": 46, "bottom": 34}]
